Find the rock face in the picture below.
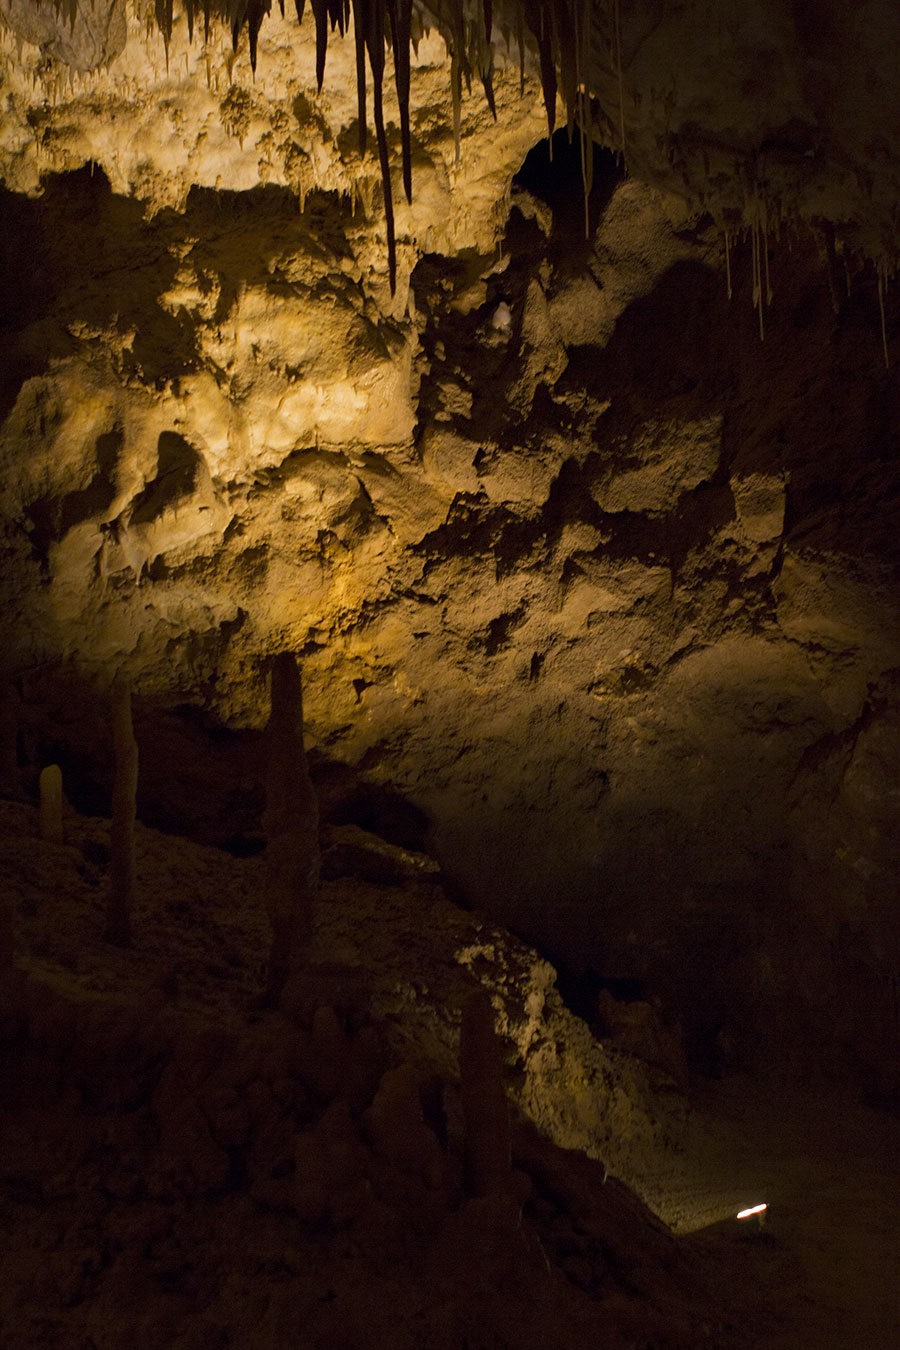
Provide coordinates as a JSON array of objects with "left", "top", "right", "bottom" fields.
[
  {"left": 0, "top": 0, "right": 899, "bottom": 1080},
  {"left": 0, "top": 0, "right": 126, "bottom": 72},
  {"left": 0, "top": 798, "right": 731, "bottom": 1350}
]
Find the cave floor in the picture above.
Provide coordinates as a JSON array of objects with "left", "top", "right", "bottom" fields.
[
  {"left": 638, "top": 1072, "right": 900, "bottom": 1348},
  {"left": 2, "top": 797, "right": 898, "bottom": 1348}
]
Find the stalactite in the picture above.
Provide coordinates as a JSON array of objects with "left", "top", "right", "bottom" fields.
[
  {"left": 262, "top": 652, "right": 320, "bottom": 1006},
  {"left": 388, "top": 0, "right": 413, "bottom": 201},
  {"left": 450, "top": 45, "right": 462, "bottom": 164},
  {"left": 612, "top": 0, "right": 626, "bottom": 157},
  {"left": 823, "top": 221, "right": 841, "bottom": 315},
  {"left": 534, "top": 1, "right": 557, "bottom": 144},
  {"left": 311, "top": 0, "right": 329, "bottom": 88},
  {"left": 39, "top": 764, "right": 64, "bottom": 845},
  {"left": 364, "top": 0, "right": 397, "bottom": 292},
  {"left": 47, "top": 0, "right": 630, "bottom": 294},
  {"left": 351, "top": 0, "right": 367, "bottom": 153},
  {"left": 553, "top": 0, "right": 576, "bottom": 137},
  {"left": 742, "top": 193, "right": 775, "bottom": 341},
  {"left": 756, "top": 235, "right": 765, "bottom": 341},
  {"left": 50, "top": 0, "right": 857, "bottom": 327},
  {"left": 106, "top": 681, "right": 137, "bottom": 947},
  {"left": 443, "top": 0, "right": 471, "bottom": 167},
  {"left": 155, "top": 0, "right": 175, "bottom": 48},
  {"left": 475, "top": 0, "right": 496, "bottom": 119}
]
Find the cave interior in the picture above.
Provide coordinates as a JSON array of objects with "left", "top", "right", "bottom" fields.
[{"left": 1, "top": 0, "right": 899, "bottom": 1346}]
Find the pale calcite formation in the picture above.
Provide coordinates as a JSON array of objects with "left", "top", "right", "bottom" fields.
[
  {"left": 0, "top": 2, "right": 548, "bottom": 299},
  {"left": 5, "top": 0, "right": 900, "bottom": 256}
]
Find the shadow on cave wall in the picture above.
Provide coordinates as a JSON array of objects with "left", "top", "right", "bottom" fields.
[
  {"left": 0, "top": 165, "right": 365, "bottom": 424},
  {"left": 0, "top": 167, "right": 194, "bottom": 419},
  {"left": 590, "top": 248, "right": 900, "bottom": 562},
  {"left": 413, "top": 153, "right": 900, "bottom": 597},
  {"left": 514, "top": 130, "right": 624, "bottom": 277},
  {"left": 408, "top": 151, "right": 900, "bottom": 1085}
]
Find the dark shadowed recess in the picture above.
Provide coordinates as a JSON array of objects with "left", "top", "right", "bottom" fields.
[
  {"left": 0, "top": 167, "right": 195, "bottom": 419},
  {"left": 513, "top": 130, "right": 623, "bottom": 274},
  {"left": 414, "top": 187, "right": 900, "bottom": 581},
  {"left": 12, "top": 678, "right": 429, "bottom": 860},
  {"left": 407, "top": 184, "right": 900, "bottom": 1088},
  {"left": 129, "top": 433, "right": 201, "bottom": 526},
  {"left": 589, "top": 249, "right": 900, "bottom": 560}
]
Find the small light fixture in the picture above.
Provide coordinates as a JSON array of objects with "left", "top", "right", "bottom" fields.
[{"left": 736, "top": 1203, "right": 768, "bottom": 1220}]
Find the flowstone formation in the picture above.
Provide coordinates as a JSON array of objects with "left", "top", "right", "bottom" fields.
[{"left": 1, "top": 0, "right": 900, "bottom": 1091}]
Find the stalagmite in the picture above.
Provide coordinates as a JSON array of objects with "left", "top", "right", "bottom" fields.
[
  {"left": 365, "top": 1062, "right": 449, "bottom": 1188},
  {"left": 39, "top": 764, "right": 64, "bottom": 845},
  {"left": 106, "top": 681, "right": 137, "bottom": 947},
  {"left": 459, "top": 987, "right": 512, "bottom": 1198},
  {"left": 0, "top": 684, "right": 19, "bottom": 796},
  {"left": 262, "top": 652, "right": 320, "bottom": 1005},
  {"left": 0, "top": 880, "right": 11, "bottom": 972},
  {"left": 724, "top": 228, "right": 732, "bottom": 300},
  {"left": 878, "top": 263, "right": 890, "bottom": 370}
]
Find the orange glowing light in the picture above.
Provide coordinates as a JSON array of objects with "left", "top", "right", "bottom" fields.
[{"left": 736, "top": 1203, "right": 768, "bottom": 1219}]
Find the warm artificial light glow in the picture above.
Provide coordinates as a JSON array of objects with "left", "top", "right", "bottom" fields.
[{"left": 736, "top": 1203, "right": 768, "bottom": 1219}]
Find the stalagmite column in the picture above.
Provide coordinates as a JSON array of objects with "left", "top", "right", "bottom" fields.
[
  {"left": 0, "top": 885, "right": 12, "bottom": 973},
  {"left": 460, "top": 988, "right": 512, "bottom": 1198},
  {"left": 0, "top": 683, "right": 19, "bottom": 796},
  {"left": 39, "top": 764, "right": 64, "bottom": 844},
  {"left": 0, "top": 682, "right": 17, "bottom": 970},
  {"left": 263, "top": 653, "right": 319, "bottom": 1004},
  {"left": 106, "top": 681, "right": 137, "bottom": 946}
]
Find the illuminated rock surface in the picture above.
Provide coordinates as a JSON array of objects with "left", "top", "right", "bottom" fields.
[
  {"left": 2, "top": 148, "right": 898, "bottom": 1080},
  {"left": 1, "top": 1, "right": 900, "bottom": 1344}
]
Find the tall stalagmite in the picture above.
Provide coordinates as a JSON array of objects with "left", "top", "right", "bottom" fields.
[
  {"left": 106, "top": 682, "right": 137, "bottom": 947},
  {"left": 0, "top": 686, "right": 18, "bottom": 797},
  {"left": 460, "top": 987, "right": 512, "bottom": 1198},
  {"left": 263, "top": 653, "right": 320, "bottom": 1003},
  {"left": 0, "top": 886, "right": 11, "bottom": 973},
  {"left": 39, "top": 764, "right": 64, "bottom": 845}
]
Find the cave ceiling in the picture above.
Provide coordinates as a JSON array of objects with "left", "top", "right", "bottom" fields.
[{"left": 1, "top": 0, "right": 900, "bottom": 1046}]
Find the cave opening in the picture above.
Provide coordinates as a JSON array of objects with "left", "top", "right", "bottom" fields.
[{"left": 513, "top": 128, "right": 623, "bottom": 268}]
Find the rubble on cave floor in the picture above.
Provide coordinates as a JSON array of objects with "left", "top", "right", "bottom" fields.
[{"left": 3, "top": 796, "right": 898, "bottom": 1348}]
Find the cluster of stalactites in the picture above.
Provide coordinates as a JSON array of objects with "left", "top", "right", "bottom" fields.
[
  {"left": 35, "top": 0, "right": 623, "bottom": 289},
  {"left": 121, "top": 0, "right": 624, "bottom": 292}
]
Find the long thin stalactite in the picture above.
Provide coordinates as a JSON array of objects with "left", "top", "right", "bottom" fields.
[{"left": 129, "top": 0, "right": 618, "bottom": 292}]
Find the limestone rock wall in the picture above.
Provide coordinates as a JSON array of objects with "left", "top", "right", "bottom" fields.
[{"left": 1, "top": 1, "right": 899, "bottom": 1072}]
